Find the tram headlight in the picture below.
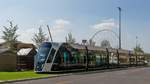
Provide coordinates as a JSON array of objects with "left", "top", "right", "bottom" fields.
[{"left": 40, "top": 58, "right": 45, "bottom": 62}]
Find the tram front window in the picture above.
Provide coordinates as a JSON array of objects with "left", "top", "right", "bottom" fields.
[
  {"left": 35, "top": 42, "right": 52, "bottom": 71},
  {"left": 38, "top": 47, "right": 50, "bottom": 62}
]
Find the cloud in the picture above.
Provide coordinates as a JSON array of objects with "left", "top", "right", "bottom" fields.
[
  {"left": 38, "top": 19, "right": 45, "bottom": 25},
  {"left": 16, "top": 19, "right": 71, "bottom": 43},
  {"left": 92, "top": 18, "right": 118, "bottom": 30},
  {"left": 17, "top": 28, "right": 37, "bottom": 43},
  {"left": 53, "top": 19, "right": 70, "bottom": 29},
  {"left": 50, "top": 19, "right": 71, "bottom": 41}
]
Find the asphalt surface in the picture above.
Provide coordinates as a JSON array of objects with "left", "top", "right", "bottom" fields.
[{"left": 9, "top": 67, "right": 150, "bottom": 84}]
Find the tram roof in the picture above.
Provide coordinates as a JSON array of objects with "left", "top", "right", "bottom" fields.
[
  {"left": 69, "top": 43, "right": 130, "bottom": 53},
  {"left": 108, "top": 48, "right": 117, "bottom": 52},
  {"left": 69, "top": 44, "right": 85, "bottom": 50},
  {"left": 63, "top": 43, "right": 146, "bottom": 55},
  {"left": 69, "top": 43, "right": 106, "bottom": 51},
  {"left": 87, "top": 45, "right": 106, "bottom": 51},
  {"left": 118, "top": 49, "right": 129, "bottom": 54}
]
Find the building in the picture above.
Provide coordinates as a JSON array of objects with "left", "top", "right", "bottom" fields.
[
  {"left": 0, "top": 48, "right": 17, "bottom": 71},
  {"left": 16, "top": 43, "right": 37, "bottom": 71},
  {"left": 0, "top": 42, "right": 37, "bottom": 71}
]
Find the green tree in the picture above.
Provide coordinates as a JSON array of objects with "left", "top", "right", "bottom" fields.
[
  {"left": 2, "top": 21, "right": 19, "bottom": 49},
  {"left": 65, "top": 32, "right": 76, "bottom": 44},
  {"left": 134, "top": 44, "right": 144, "bottom": 53},
  {"left": 32, "top": 26, "right": 47, "bottom": 47},
  {"left": 101, "top": 40, "right": 111, "bottom": 48}
]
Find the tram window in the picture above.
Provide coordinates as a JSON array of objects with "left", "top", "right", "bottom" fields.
[
  {"left": 54, "top": 51, "right": 61, "bottom": 64},
  {"left": 88, "top": 51, "right": 96, "bottom": 65},
  {"left": 71, "top": 50, "right": 85, "bottom": 64},
  {"left": 92, "top": 54, "right": 96, "bottom": 65},
  {"left": 47, "top": 48, "right": 56, "bottom": 63},
  {"left": 63, "top": 48, "right": 72, "bottom": 64},
  {"left": 72, "top": 50, "right": 79, "bottom": 64},
  {"left": 101, "top": 53, "right": 107, "bottom": 64},
  {"left": 79, "top": 53, "right": 84, "bottom": 64},
  {"left": 88, "top": 52, "right": 92, "bottom": 64},
  {"left": 96, "top": 55, "right": 100, "bottom": 65},
  {"left": 76, "top": 53, "right": 79, "bottom": 63},
  {"left": 84, "top": 54, "right": 86, "bottom": 64},
  {"left": 37, "top": 46, "right": 51, "bottom": 62},
  {"left": 72, "top": 53, "right": 75, "bottom": 64},
  {"left": 63, "top": 51, "right": 68, "bottom": 64},
  {"left": 101, "top": 53, "right": 104, "bottom": 64},
  {"left": 100, "top": 53, "right": 102, "bottom": 63},
  {"left": 110, "top": 52, "right": 117, "bottom": 64}
]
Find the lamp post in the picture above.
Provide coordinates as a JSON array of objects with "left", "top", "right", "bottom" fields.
[
  {"left": 136, "top": 36, "right": 138, "bottom": 48},
  {"left": 118, "top": 7, "right": 122, "bottom": 49}
]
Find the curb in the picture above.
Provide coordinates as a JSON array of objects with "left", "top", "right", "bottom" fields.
[
  {"left": 0, "top": 66, "right": 147, "bottom": 83},
  {"left": 0, "top": 74, "right": 68, "bottom": 84}
]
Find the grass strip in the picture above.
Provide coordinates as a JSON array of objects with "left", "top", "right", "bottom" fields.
[{"left": 0, "top": 71, "right": 58, "bottom": 81}]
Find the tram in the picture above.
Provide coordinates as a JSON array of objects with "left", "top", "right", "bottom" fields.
[{"left": 34, "top": 42, "right": 146, "bottom": 72}]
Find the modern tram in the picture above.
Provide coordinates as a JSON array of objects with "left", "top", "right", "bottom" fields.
[{"left": 34, "top": 42, "right": 147, "bottom": 72}]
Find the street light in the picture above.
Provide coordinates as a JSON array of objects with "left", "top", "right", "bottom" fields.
[
  {"left": 136, "top": 36, "right": 138, "bottom": 48},
  {"left": 118, "top": 7, "right": 122, "bottom": 49}
]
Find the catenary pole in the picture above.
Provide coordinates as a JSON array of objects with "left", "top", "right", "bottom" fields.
[
  {"left": 118, "top": 7, "right": 122, "bottom": 49},
  {"left": 47, "top": 25, "right": 53, "bottom": 42}
]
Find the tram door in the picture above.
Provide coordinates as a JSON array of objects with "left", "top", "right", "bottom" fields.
[
  {"left": 62, "top": 49, "right": 71, "bottom": 70},
  {"left": 63, "top": 51, "right": 69, "bottom": 64}
]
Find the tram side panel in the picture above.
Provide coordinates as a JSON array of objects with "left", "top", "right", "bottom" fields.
[
  {"left": 108, "top": 49, "right": 118, "bottom": 68},
  {"left": 86, "top": 46, "right": 108, "bottom": 69},
  {"left": 50, "top": 43, "right": 147, "bottom": 71},
  {"left": 130, "top": 53, "right": 137, "bottom": 66},
  {"left": 136, "top": 53, "right": 145, "bottom": 66},
  {"left": 87, "top": 50, "right": 108, "bottom": 69},
  {"left": 51, "top": 45, "right": 87, "bottom": 71},
  {"left": 118, "top": 50, "right": 130, "bottom": 67}
]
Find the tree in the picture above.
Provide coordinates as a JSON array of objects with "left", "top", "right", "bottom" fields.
[
  {"left": 65, "top": 32, "right": 76, "bottom": 44},
  {"left": 32, "top": 26, "right": 47, "bottom": 47},
  {"left": 134, "top": 44, "right": 144, "bottom": 53},
  {"left": 101, "top": 40, "right": 111, "bottom": 48},
  {"left": 2, "top": 21, "right": 19, "bottom": 49}
]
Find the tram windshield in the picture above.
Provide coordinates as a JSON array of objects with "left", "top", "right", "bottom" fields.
[{"left": 35, "top": 42, "right": 52, "bottom": 71}]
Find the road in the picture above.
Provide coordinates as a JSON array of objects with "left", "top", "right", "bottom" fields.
[{"left": 9, "top": 67, "right": 150, "bottom": 84}]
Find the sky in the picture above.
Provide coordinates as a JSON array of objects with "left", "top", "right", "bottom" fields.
[{"left": 0, "top": 0, "right": 150, "bottom": 52}]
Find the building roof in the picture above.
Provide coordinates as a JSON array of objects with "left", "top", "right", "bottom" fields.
[
  {"left": 0, "top": 48, "right": 9, "bottom": 54},
  {"left": 16, "top": 43, "right": 35, "bottom": 49},
  {"left": 17, "top": 48, "right": 32, "bottom": 56}
]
